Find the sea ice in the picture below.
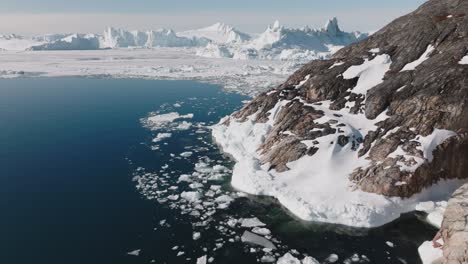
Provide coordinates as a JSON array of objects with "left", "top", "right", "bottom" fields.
[
  {"left": 176, "top": 121, "right": 192, "bottom": 130},
  {"left": 276, "top": 253, "right": 301, "bottom": 264},
  {"left": 326, "top": 254, "right": 339, "bottom": 263},
  {"left": 193, "top": 232, "right": 201, "bottom": 241},
  {"left": 181, "top": 191, "right": 201, "bottom": 202},
  {"left": 418, "top": 241, "right": 443, "bottom": 264},
  {"left": 127, "top": 249, "right": 141, "bottom": 256},
  {"left": 145, "top": 112, "right": 194, "bottom": 130},
  {"left": 152, "top": 133, "right": 172, "bottom": 143},
  {"left": 302, "top": 256, "right": 320, "bottom": 264},
  {"left": 240, "top": 217, "right": 266, "bottom": 228},
  {"left": 240, "top": 231, "right": 277, "bottom": 249},
  {"left": 0, "top": 49, "right": 295, "bottom": 96},
  {"left": 180, "top": 151, "right": 194, "bottom": 158},
  {"left": 415, "top": 201, "right": 447, "bottom": 228},
  {"left": 260, "top": 255, "right": 276, "bottom": 263},
  {"left": 196, "top": 255, "right": 207, "bottom": 264},
  {"left": 214, "top": 195, "right": 234, "bottom": 204},
  {"left": 252, "top": 227, "right": 271, "bottom": 236}
]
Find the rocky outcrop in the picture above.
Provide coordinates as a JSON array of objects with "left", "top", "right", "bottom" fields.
[
  {"left": 441, "top": 183, "right": 468, "bottom": 264},
  {"left": 228, "top": 0, "right": 468, "bottom": 198}
]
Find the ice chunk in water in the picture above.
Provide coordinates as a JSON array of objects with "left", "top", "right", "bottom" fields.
[
  {"left": 240, "top": 217, "right": 266, "bottom": 227},
  {"left": 241, "top": 231, "right": 276, "bottom": 249}
]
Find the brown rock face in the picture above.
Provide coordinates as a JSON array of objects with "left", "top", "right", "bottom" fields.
[
  {"left": 231, "top": 0, "right": 468, "bottom": 197},
  {"left": 441, "top": 183, "right": 468, "bottom": 264}
]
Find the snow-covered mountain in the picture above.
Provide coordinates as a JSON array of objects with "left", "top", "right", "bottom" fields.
[
  {"left": 179, "top": 22, "right": 251, "bottom": 44},
  {"left": 0, "top": 18, "right": 367, "bottom": 62}
]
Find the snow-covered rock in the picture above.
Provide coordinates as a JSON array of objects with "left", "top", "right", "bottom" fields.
[
  {"left": 459, "top": 54, "right": 468, "bottom": 65},
  {"left": 212, "top": 0, "right": 468, "bottom": 228}
]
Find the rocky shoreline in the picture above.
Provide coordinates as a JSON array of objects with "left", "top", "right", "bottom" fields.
[
  {"left": 214, "top": 0, "right": 468, "bottom": 228},
  {"left": 441, "top": 183, "right": 468, "bottom": 263}
]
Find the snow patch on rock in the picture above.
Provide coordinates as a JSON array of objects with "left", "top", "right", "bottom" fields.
[{"left": 401, "top": 45, "right": 435, "bottom": 71}]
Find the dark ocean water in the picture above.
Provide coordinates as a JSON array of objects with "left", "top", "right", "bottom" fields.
[{"left": 0, "top": 78, "right": 436, "bottom": 264}]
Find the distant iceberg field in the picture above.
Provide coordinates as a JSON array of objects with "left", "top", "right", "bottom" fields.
[
  {"left": 0, "top": 18, "right": 367, "bottom": 96},
  {"left": 0, "top": 18, "right": 366, "bottom": 62}
]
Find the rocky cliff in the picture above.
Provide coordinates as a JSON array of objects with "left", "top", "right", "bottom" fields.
[
  {"left": 441, "top": 183, "right": 468, "bottom": 264},
  {"left": 213, "top": 0, "right": 468, "bottom": 227}
]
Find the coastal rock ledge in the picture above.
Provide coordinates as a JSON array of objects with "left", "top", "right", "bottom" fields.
[
  {"left": 213, "top": 0, "right": 468, "bottom": 228},
  {"left": 441, "top": 183, "right": 468, "bottom": 264}
]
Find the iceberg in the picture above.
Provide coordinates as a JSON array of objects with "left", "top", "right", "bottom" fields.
[
  {"left": 30, "top": 34, "right": 101, "bottom": 51},
  {"left": 101, "top": 27, "right": 210, "bottom": 48},
  {"left": 179, "top": 22, "right": 251, "bottom": 44}
]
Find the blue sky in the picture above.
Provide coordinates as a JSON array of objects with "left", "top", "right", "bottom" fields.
[
  {"left": 0, "top": 0, "right": 427, "bottom": 35},
  {"left": 1, "top": 0, "right": 424, "bottom": 13}
]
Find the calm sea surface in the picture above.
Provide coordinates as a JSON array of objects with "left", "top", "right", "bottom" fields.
[{"left": 0, "top": 78, "right": 436, "bottom": 264}]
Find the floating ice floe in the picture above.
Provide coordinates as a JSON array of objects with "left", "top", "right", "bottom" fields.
[
  {"left": 152, "top": 133, "right": 172, "bottom": 143},
  {"left": 418, "top": 241, "right": 443, "bottom": 264},
  {"left": 180, "top": 151, "right": 194, "bottom": 158},
  {"left": 276, "top": 253, "right": 320, "bottom": 264},
  {"left": 181, "top": 191, "right": 202, "bottom": 202},
  {"left": 176, "top": 121, "right": 193, "bottom": 130},
  {"left": 241, "top": 231, "right": 276, "bottom": 249},
  {"left": 196, "top": 255, "right": 207, "bottom": 264},
  {"left": 252, "top": 227, "right": 271, "bottom": 236},
  {"left": 127, "top": 249, "right": 141, "bottom": 256},
  {"left": 240, "top": 217, "right": 267, "bottom": 228},
  {"left": 415, "top": 201, "right": 448, "bottom": 228},
  {"left": 193, "top": 232, "right": 201, "bottom": 240},
  {"left": 143, "top": 112, "right": 194, "bottom": 130},
  {"left": 326, "top": 254, "right": 339, "bottom": 263}
]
